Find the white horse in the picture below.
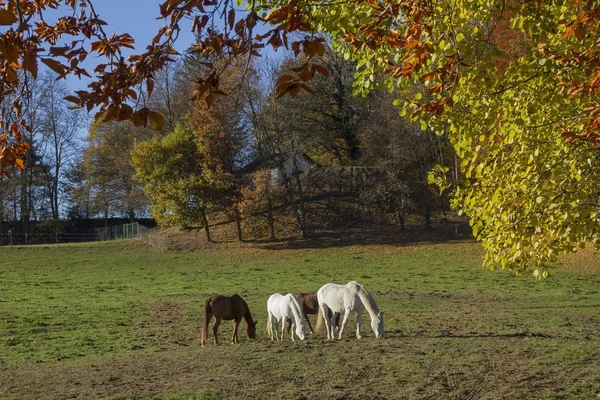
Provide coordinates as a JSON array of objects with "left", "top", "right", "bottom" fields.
[
  {"left": 266, "top": 293, "right": 308, "bottom": 341},
  {"left": 317, "top": 281, "right": 384, "bottom": 340}
]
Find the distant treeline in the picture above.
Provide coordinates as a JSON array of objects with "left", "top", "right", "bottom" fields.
[{"left": 0, "top": 42, "right": 457, "bottom": 243}]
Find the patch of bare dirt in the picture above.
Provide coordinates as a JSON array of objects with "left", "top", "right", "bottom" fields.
[
  {"left": 558, "top": 244, "right": 600, "bottom": 272},
  {"left": 1, "top": 337, "right": 598, "bottom": 400},
  {"left": 140, "top": 301, "right": 201, "bottom": 348}
]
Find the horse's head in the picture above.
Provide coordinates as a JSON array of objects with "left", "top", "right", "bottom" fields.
[
  {"left": 246, "top": 320, "right": 257, "bottom": 339},
  {"left": 295, "top": 321, "right": 307, "bottom": 341},
  {"left": 371, "top": 311, "right": 384, "bottom": 338}
]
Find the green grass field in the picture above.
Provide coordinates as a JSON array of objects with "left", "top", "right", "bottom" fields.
[{"left": 1, "top": 239, "right": 600, "bottom": 399}]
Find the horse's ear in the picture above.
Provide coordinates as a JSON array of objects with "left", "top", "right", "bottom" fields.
[{"left": 378, "top": 311, "right": 384, "bottom": 317}]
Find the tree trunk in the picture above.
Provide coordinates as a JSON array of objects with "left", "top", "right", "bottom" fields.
[
  {"left": 398, "top": 198, "right": 405, "bottom": 232},
  {"left": 200, "top": 208, "right": 212, "bottom": 243},
  {"left": 334, "top": 63, "right": 359, "bottom": 161},
  {"left": 267, "top": 198, "right": 275, "bottom": 241},
  {"left": 439, "top": 195, "right": 447, "bottom": 222},
  {"left": 422, "top": 185, "right": 432, "bottom": 229},
  {"left": 12, "top": 187, "right": 17, "bottom": 221},
  {"left": 234, "top": 206, "right": 243, "bottom": 242},
  {"left": 128, "top": 210, "right": 135, "bottom": 223},
  {"left": 52, "top": 181, "right": 59, "bottom": 219},
  {"left": 284, "top": 178, "right": 306, "bottom": 239},
  {"left": 20, "top": 168, "right": 29, "bottom": 235},
  {"left": 294, "top": 172, "right": 308, "bottom": 237}
]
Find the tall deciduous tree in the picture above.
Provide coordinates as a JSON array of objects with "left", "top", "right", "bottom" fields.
[
  {"left": 83, "top": 121, "right": 148, "bottom": 223},
  {"left": 37, "top": 72, "right": 85, "bottom": 219},
  {"left": 186, "top": 54, "right": 259, "bottom": 240},
  {"left": 131, "top": 124, "right": 232, "bottom": 242}
]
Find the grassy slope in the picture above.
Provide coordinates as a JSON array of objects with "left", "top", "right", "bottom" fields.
[{"left": 0, "top": 239, "right": 599, "bottom": 399}]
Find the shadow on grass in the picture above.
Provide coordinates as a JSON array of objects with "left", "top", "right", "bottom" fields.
[
  {"left": 255, "top": 222, "right": 475, "bottom": 251},
  {"left": 387, "top": 329, "right": 555, "bottom": 339}
]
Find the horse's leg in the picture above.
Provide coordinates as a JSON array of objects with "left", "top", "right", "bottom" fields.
[
  {"left": 231, "top": 320, "right": 236, "bottom": 344},
  {"left": 237, "top": 317, "right": 243, "bottom": 343},
  {"left": 212, "top": 316, "right": 222, "bottom": 345},
  {"left": 269, "top": 312, "right": 275, "bottom": 341},
  {"left": 305, "top": 312, "right": 314, "bottom": 335},
  {"left": 355, "top": 310, "right": 363, "bottom": 339},
  {"left": 201, "top": 312, "right": 212, "bottom": 347},
  {"left": 332, "top": 313, "right": 339, "bottom": 337},
  {"left": 321, "top": 306, "right": 332, "bottom": 339},
  {"left": 329, "top": 312, "right": 337, "bottom": 338},
  {"left": 233, "top": 317, "right": 242, "bottom": 343},
  {"left": 231, "top": 317, "right": 241, "bottom": 344},
  {"left": 291, "top": 321, "right": 295, "bottom": 341},
  {"left": 274, "top": 317, "right": 280, "bottom": 341},
  {"left": 281, "top": 315, "right": 287, "bottom": 341},
  {"left": 338, "top": 309, "right": 352, "bottom": 340}
]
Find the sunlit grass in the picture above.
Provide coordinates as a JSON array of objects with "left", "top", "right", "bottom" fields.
[{"left": 1, "top": 239, "right": 599, "bottom": 399}]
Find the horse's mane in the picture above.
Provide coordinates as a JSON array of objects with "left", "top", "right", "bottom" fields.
[
  {"left": 286, "top": 294, "right": 306, "bottom": 328},
  {"left": 352, "top": 282, "right": 380, "bottom": 317}
]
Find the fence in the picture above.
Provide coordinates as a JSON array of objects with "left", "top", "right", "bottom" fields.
[
  {"left": 0, "top": 231, "right": 98, "bottom": 246},
  {"left": 0, "top": 222, "right": 152, "bottom": 246},
  {"left": 95, "top": 222, "right": 151, "bottom": 241}
]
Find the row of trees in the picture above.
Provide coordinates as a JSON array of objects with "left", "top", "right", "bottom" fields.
[
  {"left": 0, "top": 44, "right": 455, "bottom": 241},
  {"left": 0, "top": 73, "right": 85, "bottom": 232},
  {"left": 129, "top": 46, "right": 455, "bottom": 242}
]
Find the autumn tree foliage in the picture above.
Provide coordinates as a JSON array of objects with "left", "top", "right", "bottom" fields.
[
  {"left": 187, "top": 56, "right": 256, "bottom": 173},
  {"left": 131, "top": 124, "right": 232, "bottom": 242},
  {"left": 5, "top": 0, "right": 600, "bottom": 275},
  {"left": 286, "top": 0, "right": 600, "bottom": 277},
  {"left": 239, "top": 169, "right": 287, "bottom": 241},
  {"left": 0, "top": 0, "right": 328, "bottom": 174}
]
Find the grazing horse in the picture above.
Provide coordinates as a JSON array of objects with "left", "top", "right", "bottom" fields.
[
  {"left": 284, "top": 293, "right": 340, "bottom": 335},
  {"left": 266, "top": 293, "right": 307, "bottom": 341},
  {"left": 201, "top": 294, "right": 257, "bottom": 346},
  {"left": 317, "top": 281, "right": 384, "bottom": 340}
]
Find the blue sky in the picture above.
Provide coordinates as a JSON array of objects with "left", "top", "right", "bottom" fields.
[
  {"left": 61, "top": 1, "right": 282, "bottom": 90},
  {"left": 62, "top": 1, "right": 197, "bottom": 91},
  {"left": 85, "top": 1, "right": 196, "bottom": 52}
]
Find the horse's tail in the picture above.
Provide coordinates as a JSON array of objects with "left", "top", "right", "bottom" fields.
[
  {"left": 315, "top": 307, "right": 326, "bottom": 336},
  {"left": 266, "top": 314, "right": 272, "bottom": 338},
  {"left": 201, "top": 298, "right": 211, "bottom": 346}
]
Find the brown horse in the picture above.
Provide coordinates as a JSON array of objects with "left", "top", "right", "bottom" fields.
[
  {"left": 284, "top": 293, "right": 339, "bottom": 335},
  {"left": 201, "top": 294, "right": 257, "bottom": 346}
]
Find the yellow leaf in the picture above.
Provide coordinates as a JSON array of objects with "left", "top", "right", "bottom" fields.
[{"left": 148, "top": 111, "right": 165, "bottom": 130}]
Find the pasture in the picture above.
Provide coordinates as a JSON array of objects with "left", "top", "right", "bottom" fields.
[{"left": 1, "top": 238, "right": 600, "bottom": 399}]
